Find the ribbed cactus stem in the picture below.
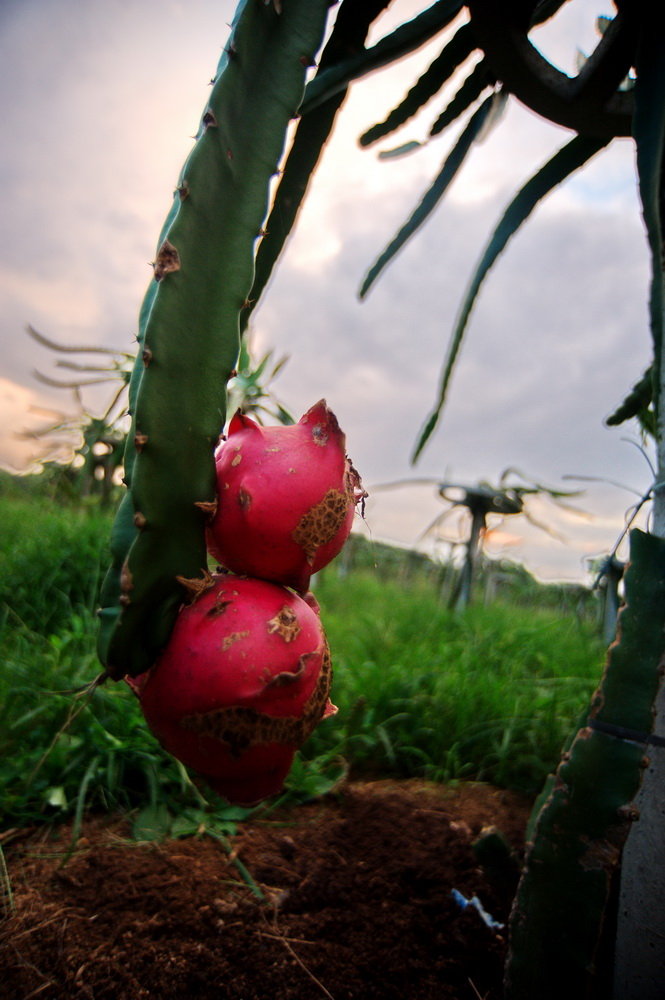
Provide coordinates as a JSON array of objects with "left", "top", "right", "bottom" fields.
[
  {"left": 613, "top": 74, "right": 665, "bottom": 989},
  {"left": 614, "top": 521, "right": 665, "bottom": 998},
  {"left": 505, "top": 528, "right": 665, "bottom": 999},
  {"left": 98, "top": 0, "right": 332, "bottom": 679}
]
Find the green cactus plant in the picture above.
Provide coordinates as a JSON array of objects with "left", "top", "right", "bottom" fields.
[
  {"left": 97, "top": 0, "right": 332, "bottom": 680},
  {"left": 93, "top": 2, "right": 665, "bottom": 992},
  {"left": 506, "top": 528, "right": 665, "bottom": 998}
]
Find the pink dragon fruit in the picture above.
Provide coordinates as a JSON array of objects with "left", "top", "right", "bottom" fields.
[
  {"left": 132, "top": 574, "right": 335, "bottom": 805},
  {"left": 206, "top": 400, "right": 365, "bottom": 592}
]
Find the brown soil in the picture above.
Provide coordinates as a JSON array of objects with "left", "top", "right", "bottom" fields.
[{"left": 1, "top": 780, "right": 532, "bottom": 1000}]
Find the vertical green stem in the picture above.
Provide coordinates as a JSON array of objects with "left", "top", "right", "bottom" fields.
[
  {"left": 504, "top": 529, "right": 665, "bottom": 999},
  {"left": 612, "top": 13, "right": 665, "bottom": 995},
  {"left": 98, "top": 0, "right": 332, "bottom": 679}
]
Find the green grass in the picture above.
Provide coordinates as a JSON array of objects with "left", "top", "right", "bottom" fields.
[
  {"left": 1, "top": 610, "right": 189, "bottom": 822},
  {"left": 307, "top": 569, "right": 603, "bottom": 793},
  {"left": 0, "top": 486, "right": 606, "bottom": 831},
  {"left": 0, "top": 492, "right": 111, "bottom": 634}
]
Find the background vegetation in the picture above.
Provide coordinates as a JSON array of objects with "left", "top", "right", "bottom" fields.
[{"left": 0, "top": 470, "right": 605, "bottom": 834}]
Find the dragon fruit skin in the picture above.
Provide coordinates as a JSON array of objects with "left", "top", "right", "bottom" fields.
[
  {"left": 206, "top": 400, "right": 363, "bottom": 593},
  {"left": 132, "top": 574, "right": 334, "bottom": 805}
]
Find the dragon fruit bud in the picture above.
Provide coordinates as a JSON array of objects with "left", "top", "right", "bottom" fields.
[
  {"left": 133, "top": 574, "right": 334, "bottom": 805},
  {"left": 206, "top": 400, "right": 365, "bottom": 593}
]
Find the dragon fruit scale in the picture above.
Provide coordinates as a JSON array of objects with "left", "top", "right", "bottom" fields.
[
  {"left": 132, "top": 574, "right": 335, "bottom": 805},
  {"left": 206, "top": 400, "right": 365, "bottom": 593}
]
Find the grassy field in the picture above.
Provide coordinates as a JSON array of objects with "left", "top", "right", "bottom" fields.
[{"left": 0, "top": 478, "right": 606, "bottom": 831}]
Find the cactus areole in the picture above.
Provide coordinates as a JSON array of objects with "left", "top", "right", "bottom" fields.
[
  {"left": 207, "top": 400, "right": 364, "bottom": 592},
  {"left": 132, "top": 574, "right": 335, "bottom": 805}
]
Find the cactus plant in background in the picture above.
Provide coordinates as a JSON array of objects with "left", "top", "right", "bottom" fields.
[
  {"left": 18, "top": 324, "right": 131, "bottom": 504},
  {"left": 370, "top": 468, "right": 584, "bottom": 611}
]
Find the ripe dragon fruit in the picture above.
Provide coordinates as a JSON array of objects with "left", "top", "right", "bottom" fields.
[
  {"left": 130, "top": 574, "right": 335, "bottom": 804},
  {"left": 206, "top": 400, "right": 365, "bottom": 593}
]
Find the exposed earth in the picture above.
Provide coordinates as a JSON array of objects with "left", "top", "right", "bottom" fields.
[{"left": 1, "top": 780, "right": 532, "bottom": 1000}]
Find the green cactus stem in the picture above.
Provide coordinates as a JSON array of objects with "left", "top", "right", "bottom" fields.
[
  {"left": 504, "top": 528, "right": 665, "bottom": 1000},
  {"left": 98, "top": 0, "right": 332, "bottom": 679}
]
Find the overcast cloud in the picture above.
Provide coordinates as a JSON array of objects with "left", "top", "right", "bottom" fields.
[{"left": 0, "top": 0, "right": 655, "bottom": 582}]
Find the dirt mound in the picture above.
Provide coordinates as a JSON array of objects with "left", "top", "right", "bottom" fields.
[{"left": 1, "top": 780, "right": 531, "bottom": 1000}]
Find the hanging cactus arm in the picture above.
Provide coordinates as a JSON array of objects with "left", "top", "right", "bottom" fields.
[
  {"left": 98, "top": 0, "right": 332, "bottom": 679},
  {"left": 241, "top": 0, "right": 393, "bottom": 335},
  {"left": 359, "top": 22, "right": 477, "bottom": 147},
  {"left": 360, "top": 91, "right": 506, "bottom": 301},
  {"left": 301, "top": 0, "right": 465, "bottom": 115},
  {"left": 505, "top": 529, "right": 665, "bottom": 999},
  {"left": 428, "top": 56, "right": 494, "bottom": 137},
  {"left": 411, "top": 132, "right": 610, "bottom": 462}
]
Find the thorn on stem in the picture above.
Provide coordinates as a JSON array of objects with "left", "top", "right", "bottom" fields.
[
  {"left": 195, "top": 499, "right": 218, "bottom": 521},
  {"left": 152, "top": 240, "right": 180, "bottom": 281}
]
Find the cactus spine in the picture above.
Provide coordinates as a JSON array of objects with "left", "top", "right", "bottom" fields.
[{"left": 98, "top": 0, "right": 332, "bottom": 679}]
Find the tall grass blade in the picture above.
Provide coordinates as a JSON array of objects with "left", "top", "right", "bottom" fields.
[
  {"left": 0, "top": 844, "right": 14, "bottom": 918},
  {"left": 62, "top": 755, "right": 100, "bottom": 864},
  {"left": 204, "top": 829, "right": 265, "bottom": 900}
]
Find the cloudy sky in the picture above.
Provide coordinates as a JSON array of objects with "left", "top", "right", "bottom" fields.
[{"left": 0, "top": 0, "right": 655, "bottom": 582}]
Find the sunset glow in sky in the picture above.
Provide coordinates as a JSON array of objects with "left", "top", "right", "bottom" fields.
[{"left": 0, "top": 0, "right": 654, "bottom": 581}]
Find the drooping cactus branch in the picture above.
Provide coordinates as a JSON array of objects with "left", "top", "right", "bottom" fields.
[
  {"left": 241, "top": 0, "right": 394, "bottom": 336},
  {"left": 97, "top": 0, "right": 332, "bottom": 679}
]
